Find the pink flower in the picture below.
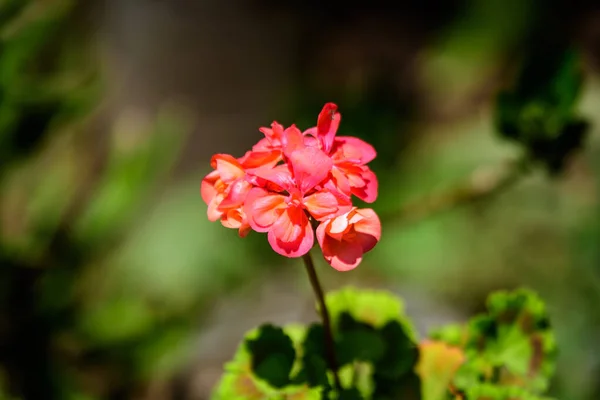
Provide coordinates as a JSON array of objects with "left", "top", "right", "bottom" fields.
[
  {"left": 316, "top": 208, "right": 381, "bottom": 271},
  {"left": 304, "top": 103, "right": 379, "bottom": 203},
  {"left": 200, "top": 154, "right": 252, "bottom": 237},
  {"left": 244, "top": 146, "right": 351, "bottom": 257},
  {"left": 201, "top": 102, "right": 381, "bottom": 270}
]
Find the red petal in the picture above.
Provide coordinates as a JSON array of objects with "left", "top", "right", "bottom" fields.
[
  {"left": 200, "top": 170, "right": 219, "bottom": 205},
  {"left": 240, "top": 149, "right": 281, "bottom": 169},
  {"left": 303, "top": 190, "right": 339, "bottom": 221},
  {"left": 282, "top": 125, "right": 305, "bottom": 156},
  {"left": 212, "top": 154, "right": 245, "bottom": 182},
  {"left": 316, "top": 103, "right": 340, "bottom": 153},
  {"left": 207, "top": 193, "right": 224, "bottom": 222},
  {"left": 288, "top": 147, "right": 333, "bottom": 194},
  {"left": 244, "top": 188, "right": 286, "bottom": 232},
  {"left": 218, "top": 179, "right": 251, "bottom": 210},
  {"left": 268, "top": 207, "right": 314, "bottom": 258},
  {"left": 351, "top": 166, "right": 378, "bottom": 203},
  {"left": 316, "top": 227, "right": 363, "bottom": 272},
  {"left": 248, "top": 164, "right": 294, "bottom": 191},
  {"left": 304, "top": 189, "right": 352, "bottom": 221},
  {"left": 332, "top": 136, "right": 377, "bottom": 164},
  {"left": 353, "top": 208, "right": 381, "bottom": 253},
  {"left": 259, "top": 121, "right": 285, "bottom": 146}
]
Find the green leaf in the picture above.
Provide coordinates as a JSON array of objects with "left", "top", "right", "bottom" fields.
[
  {"left": 494, "top": 46, "right": 588, "bottom": 174},
  {"left": 211, "top": 324, "right": 320, "bottom": 400},
  {"left": 462, "top": 383, "right": 555, "bottom": 400},
  {"left": 246, "top": 324, "right": 297, "bottom": 389},
  {"left": 429, "top": 323, "right": 468, "bottom": 348},
  {"left": 375, "top": 321, "right": 419, "bottom": 379},
  {"left": 325, "top": 287, "right": 418, "bottom": 341},
  {"left": 292, "top": 324, "right": 330, "bottom": 388},
  {"left": 372, "top": 369, "right": 422, "bottom": 400},
  {"left": 454, "top": 289, "right": 557, "bottom": 394},
  {"left": 335, "top": 313, "right": 386, "bottom": 366}
]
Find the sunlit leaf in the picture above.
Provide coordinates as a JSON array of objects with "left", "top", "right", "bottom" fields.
[{"left": 416, "top": 340, "right": 465, "bottom": 400}]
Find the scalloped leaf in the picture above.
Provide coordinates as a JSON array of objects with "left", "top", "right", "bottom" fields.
[
  {"left": 246, "top": 325, "right": 297, "bottom": 388},
  {"left": 455, "top": 289, "right": 557, "bottom": 394},
  {"left": 211, "top": 324, "right": 322, "bottom": 399},
  {"left": 291, "top": 324, "right": 330, "bottom": 389},
  {"left": 324, "top": 287, "right": 418, "bottom": 341}
]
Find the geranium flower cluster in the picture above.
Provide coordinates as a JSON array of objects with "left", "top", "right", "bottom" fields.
[{"left": 201, "top": 103, "right": 381, "bottom": 271}]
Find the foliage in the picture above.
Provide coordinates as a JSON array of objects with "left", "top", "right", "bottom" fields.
[
  {"left": 495, "top": 45, "right": 588, "bottom": 174},
  {"left": 212, "top": 287, "right": 557, "bottom": 399}
]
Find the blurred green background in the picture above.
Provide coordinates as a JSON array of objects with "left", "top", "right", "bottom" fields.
[{"left": 1, "top": 0, "right": 599, "bottom": 399}]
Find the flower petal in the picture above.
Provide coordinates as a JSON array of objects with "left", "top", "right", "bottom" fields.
[
  {"left": 244, "top": 188, "right": 286, "bottom": 232},
  {"left": 351, "top": 167, "right": 379, "bottom": 203},
  {"left": 211, "top": 154, "right": 245, "bottom": 182},
  {"left": 200, "top": 170, "right": 219, "bottom": 205},
  {"left": 353, "top": 208, "right": 381, "bottom": 253},
  {"left": 288, "top": 147, "right": 333, "bottom": 194},
  {"left": 317, "top": 231, "right": 363, "bottom": 272},
  {"left": 303, "top": 189, "right": 351, "bottom": 221},
  {"left": 332, "top": 136, "right": 377, "bottom": 164},
  {"left": 282, "top": 125, "right": 305, "bottom": 156},
  {"left": 248, "top": 164, "right": 294, "bottom": 191},
  {"left": 259, "top": 121, "right": 285, "bottom": 146},
  {"left": 218, "top": 179, "right": 251, "bottom": 210},
  {"left": 240, "top": 149, "right": 281, "bottom": 169},
  {"left": 207, "top": 193, "right": 224, "bottom": 221},
  {"left": 316, "top": 103, "right": 340, "bottom": 153},
  {"left": 268, "top": 207, "right": 314, "bottom": 257}
]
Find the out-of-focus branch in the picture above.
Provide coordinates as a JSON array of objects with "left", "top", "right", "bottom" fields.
[{"left": 381, "top": 157, "right": 530, "bottom": 225}]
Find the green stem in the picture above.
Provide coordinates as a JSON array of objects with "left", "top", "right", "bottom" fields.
[{"left": 301, "top": 251, "right": 342, "bottom": 391}]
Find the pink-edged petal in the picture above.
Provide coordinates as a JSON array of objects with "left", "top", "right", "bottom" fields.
[
  {"left": 303, "top": 190, "right": 340, "bottom": 221},
  {"left": 271, "top": 205, "right": 304, "bottom": 243},
  {"left": 251, "top": 137, "right": 273, "bottom": 152},
  {"left": 319, "top": 234, "right": 364, "bottom": 272},
  {"left": 268, "top": 208, "right": 314, "bottom": 258},
  {"left": 248, "top": 164, "right": 294, "bottom": 191},
  {"left": 244, "top": 188, "right": 286, "bottom": 232},
  {"left": 240, "top": 148, "right": 281, "bottom": 169},
  {"left": 330, "top": 167, "right": 351, "bottom": 197},
  {"left": 303, "top": 134, "right": 321, "bottom": 149},
  {"left": 282, "top": 125, "right": 305, "bottom": 156},
  {"left": 316, "top": 103, "right": 341, "bottom": 153},
  {"left": 211, "top": 154, "right": 245, "bottom": 182},
  {"left": 353, "top": 208, "right": 381, "bottom": 253},
  {"left": 221, "top": 208, "right": 243, "bottom": 229},
  {"left": 207, "top": 193, "right": 224, "bottom": 222},
  {"left": 302, "top": 126, "right": 318, "bottom": 137},
  {"left": 288, "top": 147, "right": 333, "bottom": 194},
  {"left": 221, "top": 208, "right": 252, "bottom": 238},
  {"left": 351, "top": 167, "right": 378, "bottom": 203},
  {"left": 259, "top": 121, "right": 285, "bottom": 145},
  {"left": 218, "top": 179, "right": 251, "bottom": 210},
  {"left": 200, "top": 170, "right": 219, "bottom": 205},
  {"left": 332, "top": 136, "right": 377, "bottom": 164}
]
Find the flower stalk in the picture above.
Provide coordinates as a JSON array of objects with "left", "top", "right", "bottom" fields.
[{"left": 301, "top": 251, "right": 342, "bottom": 391}]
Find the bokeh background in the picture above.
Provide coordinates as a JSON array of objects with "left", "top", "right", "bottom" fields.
[{"left": 1, "top": 0, "right": 600, "bottom": 399}]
